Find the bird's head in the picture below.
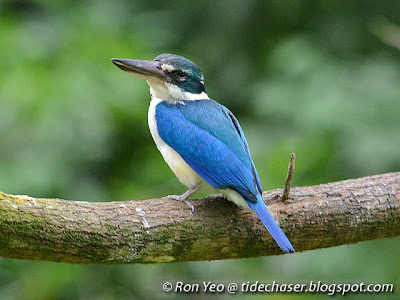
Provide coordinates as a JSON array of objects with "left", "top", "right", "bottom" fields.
[{"left": 111, "top": 53, "right": 208, "bottom": 101}]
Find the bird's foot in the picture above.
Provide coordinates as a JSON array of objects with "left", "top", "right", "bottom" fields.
[
  {"left": 205, "top": 194, "right": 225, "bottom": 200},
  {"left": 163, "top": 194, "right": 195, "bottom": 212},
  {"left": 162, "top": 185, "right": 200, "bottom": 213}
]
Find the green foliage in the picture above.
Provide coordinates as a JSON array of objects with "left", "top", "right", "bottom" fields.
[{"left": 0, "top": 0, "right": 399, "bottom": 298}]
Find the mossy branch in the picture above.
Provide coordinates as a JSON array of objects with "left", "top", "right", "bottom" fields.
[{"left": 0, "top": 172, "right": 399, "bottom": 264}]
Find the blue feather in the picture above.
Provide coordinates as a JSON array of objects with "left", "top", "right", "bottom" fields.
[
  {"left": 248, "top": 195, "right": 294, "bottom": 253},
  {"left": 156, "top": 99, "right": 294, "bottom": 252}
]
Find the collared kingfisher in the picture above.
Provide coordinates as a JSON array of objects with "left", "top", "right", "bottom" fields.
[{"left": 111, "top": 54, "right": 294, "bottom": 253}]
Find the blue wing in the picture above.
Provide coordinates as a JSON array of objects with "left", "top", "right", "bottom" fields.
[
  {"left": 156, "top": 99, "right": 294, "bottom": 252},
  {"left": 156, "top": 99, "right": 261, "bottom": 202}
]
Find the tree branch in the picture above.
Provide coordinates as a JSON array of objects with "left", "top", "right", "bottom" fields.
[{"left": 0, "top": 172, "right": 399, "bottom": 264}]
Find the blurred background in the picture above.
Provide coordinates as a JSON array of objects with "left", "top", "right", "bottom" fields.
[{"left": 0, "top": 0, "right": 399, "bottom": 299}]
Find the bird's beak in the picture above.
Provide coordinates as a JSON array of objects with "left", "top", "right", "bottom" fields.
[{"left": 111, "top": 58, "right": 165, "bottom": 80}]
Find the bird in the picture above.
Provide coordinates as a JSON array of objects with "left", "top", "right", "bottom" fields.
[{"left": 111, "top": 53, "right": 294, "bottom": 253}]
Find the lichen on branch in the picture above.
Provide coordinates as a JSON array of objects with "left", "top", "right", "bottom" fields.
[{"left": 0, "top": 172, "right": 399, "bottom": 264}]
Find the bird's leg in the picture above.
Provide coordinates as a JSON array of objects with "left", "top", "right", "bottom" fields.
[{"left": 163, "top": 185, "right": 200, "bottom": 212}]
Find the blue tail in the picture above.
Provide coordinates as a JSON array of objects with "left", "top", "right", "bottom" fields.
[{"left": 247, "top": 196, "right": 295, "bottom": 253}]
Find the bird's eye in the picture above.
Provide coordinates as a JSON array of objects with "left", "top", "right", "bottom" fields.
[{"left": 171, "top": 70, "right": 187, "bottom": 81}]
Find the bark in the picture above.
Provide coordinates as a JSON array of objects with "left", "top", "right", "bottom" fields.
[{"left": 0, "top": 172, "right": 399, "bottom": 264}]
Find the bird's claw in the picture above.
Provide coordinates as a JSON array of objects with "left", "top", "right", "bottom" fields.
[{"left": 163, "top": 195, "right": 195, "bottom": 213}]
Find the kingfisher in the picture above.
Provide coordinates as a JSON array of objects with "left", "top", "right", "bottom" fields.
[{"left": 111, "top": 54, "right": 294, "bottom": 253}]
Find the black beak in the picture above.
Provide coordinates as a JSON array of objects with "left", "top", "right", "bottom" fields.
[{"left": 111, "top": 58, "right": 165, "bottom": 79}]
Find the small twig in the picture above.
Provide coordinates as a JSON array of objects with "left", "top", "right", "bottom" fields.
[{"left": 281, "top": 153, "right": 295, "bottom": 201}]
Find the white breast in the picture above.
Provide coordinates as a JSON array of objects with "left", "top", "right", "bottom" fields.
[{"left": 148, "top": 96, "right": 205, "bottom": 188}]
